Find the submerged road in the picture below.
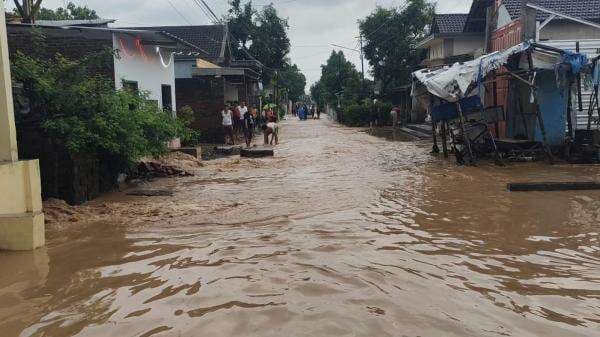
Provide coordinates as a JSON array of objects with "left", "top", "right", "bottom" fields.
[{"left": 2, "top": 117, "right": 600, "bottom": 337}]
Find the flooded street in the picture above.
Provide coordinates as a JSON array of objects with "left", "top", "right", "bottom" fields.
[{"left": 2, "top": 117, "right": 600, "bottom": 337}]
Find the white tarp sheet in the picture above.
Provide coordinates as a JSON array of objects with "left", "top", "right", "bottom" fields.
[{"left": 412, "top": 42, "right": 531, "bottom": 102}]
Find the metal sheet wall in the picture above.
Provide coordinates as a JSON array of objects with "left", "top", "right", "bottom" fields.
[{"left": 542, "top": 39, "right": 600, "bottom": 130}]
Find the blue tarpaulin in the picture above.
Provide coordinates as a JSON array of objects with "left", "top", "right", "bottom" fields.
[{"left": 431, "top": 96, "right": 483, "bottom": 123}]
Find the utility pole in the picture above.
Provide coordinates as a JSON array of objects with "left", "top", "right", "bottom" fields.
[
  {"left": 359, "top": 33, "right": 365, "bottom": 97},
  {"left": 0, "top": 0, "right": 45, "bottom": 250}
]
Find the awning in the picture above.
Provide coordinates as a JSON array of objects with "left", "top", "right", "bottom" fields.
[
  {"left": 412, "top": 42, "right": 531, "bottom": 102},
  {"left": 412, "top": 42, "right": 589, "bottom": 103}
]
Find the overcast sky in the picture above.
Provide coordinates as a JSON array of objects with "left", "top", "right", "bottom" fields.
[{"left": 6, "top": 0, "right": 473, "bottom": 88}]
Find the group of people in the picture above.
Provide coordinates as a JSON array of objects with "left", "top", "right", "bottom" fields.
[
  {"left": 294, "top": 104, "right": 320, "bottom": 121},
  {"left": 221, "top": 101, "right": 279, "bottom": 147}
]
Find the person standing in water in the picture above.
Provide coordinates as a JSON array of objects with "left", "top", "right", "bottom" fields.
[
  {"left": 242, "top": 107, "right": 255, "bottom": 147},
  {"left": 237, "top": 101, "right": 248, "bottom": 137},
  {"left": 390, "top": 107, "right": 399, "bottom": 128},
  {"left": 221, "top": 105, "right": 234, "bottom": 145}
]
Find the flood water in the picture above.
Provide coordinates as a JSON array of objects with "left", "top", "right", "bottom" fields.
[{"left": 2, "top": 117, "right": 600, "bottom": 337}]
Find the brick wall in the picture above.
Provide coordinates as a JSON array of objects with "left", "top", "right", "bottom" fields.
[
  {"left": 176, "top": 77, "right": 225, "bottom": 142},
  {"left": 8, "top": 25, "right": 118, "bottom": 204},
  {"left": 7, "top": 25, "right": 115, "bottom": 80}
]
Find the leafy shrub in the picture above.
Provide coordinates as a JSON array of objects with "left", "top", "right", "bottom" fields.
[
  {"left": 177, "top": 106, "right": 202, "bottom": 146},
  {"left": 339, "top": 101, "right": 394, "bottom": 127},
  {"left": 341, "top": 104, "right": 369, "bottom": 126},
  {"left": 11, "top": 49, "right": 193, "bottom": 169}
]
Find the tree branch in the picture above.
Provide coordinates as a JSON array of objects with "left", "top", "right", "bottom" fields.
[
  {"left": 32, "top": 0, "right": 43, "bottom": 14},
  {"left": 13, "top": 0, "right": 25, "bottom": 17}
]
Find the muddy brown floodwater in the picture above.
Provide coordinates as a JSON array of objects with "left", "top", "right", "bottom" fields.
[{"left": 2, "top": 117, "right": 600, "bottom": 337}]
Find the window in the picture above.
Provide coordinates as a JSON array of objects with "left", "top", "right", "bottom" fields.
[
  {"left": 123, "top": 80, "right": 139, "bottom": 110},
  {"left": 161, "top": 84, "right": 173, "bottom": 112},
  {"left": 122, "top": 80, "right": 139, "bottom": 94}
]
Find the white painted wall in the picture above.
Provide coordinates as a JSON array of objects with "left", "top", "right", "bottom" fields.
[
  {"left": 496, "top": 5, "right": 513, "bottom": 30},
  {"left": 540, "top": 22, "right": 600, "bottom": 41},
  {"left": 113, "top": 33, "right": 176, "bottom": 113},
  {"left": 427, "top": 39, "right": 445, "bottom": 60}
]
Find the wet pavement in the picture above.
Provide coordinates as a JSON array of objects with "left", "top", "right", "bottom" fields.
[{"left": 1, "top": 117, "right": 600, "bottom": 337}]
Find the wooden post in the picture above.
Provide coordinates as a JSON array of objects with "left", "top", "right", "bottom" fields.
[
  {"left": 456, "top": 101, "right": 475, "bottom": 164},
  {"left": 431, "top": 121, "right": 440, "bottom": 154},
  {"left": 576, "top": 42, "right": 583, "bottom": 113},
  {"left": 567, "top": 81, "right": 574, "bottom": 136},
  {"left": 521, "top": 0, "right": 537, "bottom": 41},
  {"left": 526, "top": 51, "right": 554, "bottom": 163},
  {"left": 441, "top": 121, "right": 449, "bottom": 158}
]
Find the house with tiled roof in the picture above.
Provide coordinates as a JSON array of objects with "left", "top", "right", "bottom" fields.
[
  {"left": 490, "top": 0, "right": 600, "bottom": 45},
  {"left": 417, "top": 13, "right": 486, "bottom": 67},
  {"left": 471, "top": 0, "right": 600, "bottom": 130},
  {"left": 129, "top": 25, "right": 264, "bottom": 140}
]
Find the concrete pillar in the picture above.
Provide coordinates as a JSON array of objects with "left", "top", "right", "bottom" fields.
[{"left": 0, "top": 1, "right": 45, "bottom": 251}]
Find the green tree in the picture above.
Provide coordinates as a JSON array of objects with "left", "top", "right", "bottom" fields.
[
  {"left": 277, "top": 62, "right": 306, "bottom": 102},
  {"left": 35, "top": 2, "right": 99, "bottom": 20},
  {"left": 310, "top": 80, "right": 325, "bottom": 110},
  {"left": 226, "top": 1, "right": 290, "bottom": 82},
  {"left": 318, "top": 50, "right": 362, "bottom": 107},
  {"left": 249, "top": 4, "right": 290, "bottom": 71},
  {"left": 359, "top": 0, "right": 434, "bottom": 97},
  {"left": 227, "top": 0, "right": 254, "bottom": 59}
]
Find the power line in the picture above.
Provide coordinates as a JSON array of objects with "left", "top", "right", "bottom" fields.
[
  {"left": 199, "top": 0, "right": 220, "bottom": 22},
  {"left": 166, "top": 0, "right": 193, "bottom": 25},
  {"left": 191, "top": 0, "right": 220, "bottom": 23},
  {"left": 189, "top": 0, "right": 219, "bottom": 24}
]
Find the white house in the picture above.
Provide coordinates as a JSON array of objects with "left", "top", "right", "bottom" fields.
[{"left": 112, "top": 30, "right": 178, "bottom": 113}]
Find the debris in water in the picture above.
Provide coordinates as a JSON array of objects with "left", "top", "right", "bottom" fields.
[
  {"left": 241, "top": 145, "right": 274, "bottom": 158},
  {"left": 508, "top": 182, "right": 600, "bottom": 192},
  {"left": 126, "top": 189, "right": 174, "bottom": 197}
]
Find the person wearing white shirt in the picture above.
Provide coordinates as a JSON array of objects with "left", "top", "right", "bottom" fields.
[
  {"left": 237, "top": 101, "right": 249, "bottom": 121},
  {"left": 221, "top": 105, "right": 234, "bottom": 145},
  {"left": 237, "top": 101, "right": 248, "bottom": 135}
]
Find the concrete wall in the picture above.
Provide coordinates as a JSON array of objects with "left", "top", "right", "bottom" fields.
[
  {"left": 496, "top": 4, "right": 513, "bottom": 30},
  {"left": 453, "top": 36, "right": 485, "bottom": 56},
  {"left": 113, "top": 33, "right": 176, "bottom": 112},
  {"left": 175, "top": 60, "right": 195, "bottom": 79},
  {"left": 224, "top": 80, "right": 239, "bottom": 103},
  {"left": 0, "top": 160, "right": 45, "bottom": 250},
  {"left": 540, "top": 22, "right": 600, "bottom": 41}
]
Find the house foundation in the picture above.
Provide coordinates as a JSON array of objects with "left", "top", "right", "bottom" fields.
[{"left": 0, "top": 2, "right": 44, "bottom": 251}]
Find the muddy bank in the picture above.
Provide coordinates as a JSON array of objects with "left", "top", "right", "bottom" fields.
[{"left": 2, "top": 118, "right": 600, "bottom": 337}]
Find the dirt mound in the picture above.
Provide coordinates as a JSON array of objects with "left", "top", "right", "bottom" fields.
[
  {"left": 43, "top": 199, "right": 101, "bottom": 228},
  {"left": 138, "top": 152, "right": 203, "bottom": 177}
]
